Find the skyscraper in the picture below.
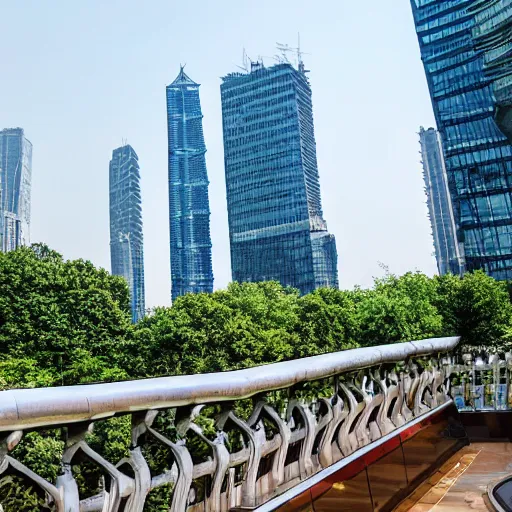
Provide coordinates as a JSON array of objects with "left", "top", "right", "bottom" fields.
[
  {"left": 419, "top": 127, "right": 465, "bottom": 276},
  {"left": 166, "top": 67, "right": 213, "bottom": 300},
  {"left": 411, "top": 1, "right": 512, "bottom": 280},
  {"left": 220, "top": 60, "right": 338, "bottom": 294},
  {"left": 0, "top": 128, "right": 32, "bottom": 252},
  {"left": 109, "top": 145, "right": 145, "bottom": 323},
  {"left": 469, "top": 0, "right": 512, "bottom": 142}
]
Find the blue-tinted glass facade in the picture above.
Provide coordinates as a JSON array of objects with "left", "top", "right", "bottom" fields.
[
  {"left": 109, "top": 145, "right": 145, "bottom": 323},
  {"left": 411, "top": 0, "right": 512, "bottom": 280},
  {"left": 419, "top": 127, "right": 465, "bottom": 275},
  {"left": 221, "top": 62, "right": 338, "bottom": 294},
  {"left": 0, "top": 128, "right": 32, "bottom": 252},
  {"left": 469, "top": 0, "right": 512, "bottom": 141},
  {"left": 166, "top": 67, "right": 213, "bottom": 301}
]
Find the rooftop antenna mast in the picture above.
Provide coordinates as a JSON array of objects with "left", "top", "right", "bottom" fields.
[
  {"left": 236, "top": 48, "right": 250, "bottom": 73},
  {"left": 297, "top": 32, "right": 305, "bottom": 73},
  {"left": 276, "top": 42, "right": 292, "bottom": 64},
  {"left": 276, "top": 37, "right": 310, "bottom": 74}
]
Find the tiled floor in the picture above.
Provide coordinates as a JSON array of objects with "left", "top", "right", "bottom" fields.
[{"left": 394, "top": 442, "right": 512, "bottom": 511}]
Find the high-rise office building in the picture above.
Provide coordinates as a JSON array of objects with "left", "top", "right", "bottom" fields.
[
  {"left": 469, "top": 0, "right": 512, "bottom": 142},
  {"left": 109, "top": 145, "right": 145, "bottom": 323},
  {"left": 411, "top": 1, "right": 512, "bottom": 280},
  {"left": 220, "top": 60, "right": 338, "bottom": 294},
  {"left": 0, "top": 128, "right": 32, "bottom": 252},
  {"left": 166, "top": 67, "right": 213, "bottom": 300},
  {"left": 419, "top": 127, "right": 465, "bottom": 276}
]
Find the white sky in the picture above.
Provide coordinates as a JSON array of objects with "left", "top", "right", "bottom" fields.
[{"left": 0, "top": 0, "right": 437, "bottom": 308}]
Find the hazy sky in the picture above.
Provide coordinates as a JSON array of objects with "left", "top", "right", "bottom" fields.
[{"left": 1, "top": 0, "right": 437, "bottom": 308}]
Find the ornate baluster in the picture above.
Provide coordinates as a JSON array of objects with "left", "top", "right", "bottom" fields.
[
  {"left": 0, "top": 431, "right": 64, "bottom": 511},
  {"left": 58, "top": 422, "right": 134, "bottom": 512},
  {"left": 374, "top": 367, "right": 397, "bottom": 435},
  {"left": 338, "top": 374, "right": 366, "bottom": 455},
  {"left": 387, "top": 368, "right": 406, "bottom": 427},
  {"left": 318, "top": 379, "right": 348, "bottom": 467},
  {"left": 145, "top": 410, "right": 193, "bottom": 512},
  {"left": 401, "top": 361, "right": 416, "bottom": 420},
  {"left": 114, "top": 412, "right": 151, "bottom": 511},
  {"left": 413, "top": 361, "right": 433, "bottom": 416},
  {"left": 217, "top": 406, "right": 258, "bottom": 509},
  {"left": 352, "top": 371, "right": 382, "bottom": 446},
  {"left": 248, "top": 399, "right": 291, "bottom": 487},
  {"left": 286, "top": 399, "right": 316, "bottom": 479}
]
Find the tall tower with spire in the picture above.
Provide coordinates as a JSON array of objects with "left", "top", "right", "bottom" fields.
[{"left": 166, "top": 67, "right": 213, "bottom": 300}]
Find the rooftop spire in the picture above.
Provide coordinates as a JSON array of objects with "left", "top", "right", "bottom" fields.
[{"left": 170, "top": 64, "right": 198, "bottom": 86}]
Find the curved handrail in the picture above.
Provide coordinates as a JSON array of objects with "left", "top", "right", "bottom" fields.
[{"left": 0, "top": 336, "right": 459, "bottom": 431}]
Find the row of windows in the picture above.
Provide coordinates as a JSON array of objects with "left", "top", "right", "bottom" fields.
[
  {"left": 414, "top": 0, "right": 473, "bottom": 22},
  {"left": 421, "top": 18, "right": 473, "bottom": 45},
  {"left": 459, "top": 193, "right": 512, "bottom": 226},
  {"left": 437, "top": 87, "right": 495, "bottom": 120},
  {"left": 464, "top": 224, "right": 512, "bottom": 257},
  {"left": 444, "top": 115, "right": 506, "bottom": 147},
  {"left": 417, "top": 5, "right": 470, "bottom": 34}
]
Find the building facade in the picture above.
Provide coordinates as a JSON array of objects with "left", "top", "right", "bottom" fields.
[
  {"left": 411, "top": 0, "right": 512, "bottom": 280},
  {"left": 0, "top": 128, "right": 32, "bottom": 252},
  {"left": 109, "top": 145, "right": 145, "bottom": 323},
  {"left": 469, "top": 0, "right": 512, "bottom": 142},
  {"left": 166, "top": 67, "right": 213, "bottom": 300},
  {"left": 220, "top": 61, "right": 338, "bottom": 294},
  {"left": 419, "top": 127, "right": 465, "bottom": 276}
]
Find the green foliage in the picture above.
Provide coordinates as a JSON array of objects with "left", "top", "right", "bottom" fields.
[
  {"left": 355, "top": 272, "right": 444, "bottom": 345},
  {"left": 0, "top": 244, "right": 133, "bottom": 387},
  {"left": 433, "top": 271, "right": 512, "bottom": 350},
  {"left": 295, "top": 288, "right": 360, "bottom": 355}
]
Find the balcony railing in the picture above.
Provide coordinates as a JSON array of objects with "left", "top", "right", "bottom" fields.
[
  {"left": 0, "top": 336, "right": 460, "bottom": 511},
  {"left": 451, "top": 352, "right": 512, "bottom": 411}
]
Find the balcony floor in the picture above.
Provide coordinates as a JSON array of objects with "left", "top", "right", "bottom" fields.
[{"left": 395, "top": 441, "right": 512, "bottom": 511}]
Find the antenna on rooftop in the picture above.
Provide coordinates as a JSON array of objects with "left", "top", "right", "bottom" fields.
[
  {"left": 276, "top": 35, "right": 310, "bottom": 74},
  {"left": 276, "top": 42, "right": 291, "bottom": 64},
  {"left": 297, "top": 33, "right": 305, "bottom": 73},
  {"left": 236, "top": 48, "right": 250, "bottom": 73}
]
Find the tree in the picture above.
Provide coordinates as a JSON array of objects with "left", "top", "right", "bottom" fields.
[
  {"left": 133, "top": 282, "right": 300, "bottom": 376},
  {"left": 0, "top": 244, "right": 133, "bottom": 386},
  {"left": 295, "top": 288, "right": 360, "bottom": 356},
  {"left": 353, "top": 272, "right": 444, "bottom": 345},
  {"left": 433, "top": 270, "right": 512, "bottom": 350}
]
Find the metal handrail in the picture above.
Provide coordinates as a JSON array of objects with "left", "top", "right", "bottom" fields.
[{"left": 0, "top": 336, "right": 460, "bottom": 432}]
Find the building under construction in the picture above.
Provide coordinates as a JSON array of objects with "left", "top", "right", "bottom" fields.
[
  {"left": 220, "top": 58, "right": 338, "bottom": 294},
  {"left": 109, "top": 144, "right": 145, "bottom": 323}
]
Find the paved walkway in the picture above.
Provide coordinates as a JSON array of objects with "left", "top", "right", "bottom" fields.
[{"left": 395, "top": 442, "right": 512, "bottom": 511}]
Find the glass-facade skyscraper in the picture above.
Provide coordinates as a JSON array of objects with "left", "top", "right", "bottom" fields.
[
  {"left": 0, "top": 128, "right": 32, "bottom": 252},
  {"left": 109, "top": 145, "right": 145, "bottom": 323},
  {"left": 469, "top": 0, "right": 512, "bottom": 142},
  {"left": 419, "top": 127, "right": 465, "bottom": 276},
  {"left": 166, "top": 67, "right": 213, "bottom": 301},
  {"left": 220, "top": 61, "right": 338, "bottom": 294},
  {"left": 411, "top": 0, "right": 512, "bottom": 280}
]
